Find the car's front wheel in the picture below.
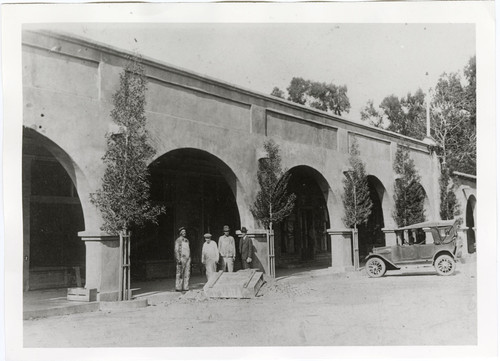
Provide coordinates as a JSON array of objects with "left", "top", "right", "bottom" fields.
[
  {"left": 365, "top": 257, "right": 386, "bottom": 278},
  {"left": 434, "top": 254, "right": 456, "bottom": 276}
]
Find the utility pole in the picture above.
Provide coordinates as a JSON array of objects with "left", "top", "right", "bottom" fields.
[
  {"left": 423, "top": 71, "right": 437, "bottom": 147},
  {"left": 425, "top": 71, "right": 431, "bottom": 138}
]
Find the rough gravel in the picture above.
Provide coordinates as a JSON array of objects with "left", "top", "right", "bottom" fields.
[{"left": 23, "top": 261, "right": 477, "bottom": 348}]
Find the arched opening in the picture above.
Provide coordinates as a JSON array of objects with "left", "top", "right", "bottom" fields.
[
  {"left": 466, "top": 195, "right": 476, "bottom": 253},
  {"left": 275, "top": 166, "right": 331, "bottom": 269},
  {"left": 357, "top": 176, "right": 386, "bottom": 259},
  {"left": 131, "top": 148, "right": 241, "bottom": 280},
  {"left": 22, "top": 128, "right": 85, "bottom": 290}
]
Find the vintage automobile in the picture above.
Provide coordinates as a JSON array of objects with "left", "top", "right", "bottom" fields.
[{"left": 365, "top": 219, "right": 462, "bottom": 277}]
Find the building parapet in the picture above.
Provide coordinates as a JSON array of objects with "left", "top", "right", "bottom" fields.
[{"left": 23, "top": 29, "right": 431, "bottom": 153}]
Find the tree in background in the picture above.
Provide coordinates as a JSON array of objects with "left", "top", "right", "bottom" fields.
[
  {"left": 271, "top": 86, "right": 285, "bottom": 99},
  {"left": 360, "top": 99, "right": 384, "bottom": 128},
  {"left": 392, "top": 145, "right": 426, "bottom": 227},
  {"left": 361, "top": 90, "right": 426, "bottom": 140},
  {"left": 251, "top": 139, "right": 296, "bottom": 277},
  {"left": 271, "top": 77, "right": 351, "bottom": 116},
  {"left": 362, "top": 56, "right": 476, "bottom": 175},
  {"left": 463, "top": 56, "right": 476, "bottom": 128},
  {"left": 430, "top": 57, "right": 476, "bottom": 219},
  {"left": 90, "top": 56, "right": 164, "bottom": 299},
  {"left": 431, "top": 61, "right": 476, "bottom": 175},
  {"left": 342, "top": 138, "right": 373, "bottom": 269}
]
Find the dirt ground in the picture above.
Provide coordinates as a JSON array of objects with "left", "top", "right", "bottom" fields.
[{"left": 23, "top": 261, "right": 477, "bottom": 347}]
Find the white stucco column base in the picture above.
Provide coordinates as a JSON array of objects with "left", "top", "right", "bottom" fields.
[
  {"left": 327, "top": 229, "right": 354, "bottom": 273},
  {"left": 79, "top": 231, "right": 120, "bottom": 302},
  {"left": 247, "top": 229, "right": 269, "bottom": 275},
  {"left": 382, "top": 228, "right": 398, "bottom": 246}
]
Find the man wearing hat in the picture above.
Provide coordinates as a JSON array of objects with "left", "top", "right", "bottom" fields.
[
  {"left": 239, "top": 227, "right": 253, "bottom": 269},
  {"left": 174, "top": 227, "right": 191, "bottom": 291},
  {"left": 218, "top": 225, "right": 236, "bottom": 272},
  {"left": 201, "top": 233, "right": 219, "bottom": 281}
]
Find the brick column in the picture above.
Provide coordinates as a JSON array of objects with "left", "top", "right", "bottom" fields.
[{"left": 328, "top": 229, "right": 354, "bottom": 273}]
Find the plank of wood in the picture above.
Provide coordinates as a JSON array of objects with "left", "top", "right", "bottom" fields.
[
  {"left": 242, "top": 270, "right": 257, "bottom": 288},
  {"left": 207, "top": 271, "right": 224, "bottom": 288}
]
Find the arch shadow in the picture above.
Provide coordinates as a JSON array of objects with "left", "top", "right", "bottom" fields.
[
  {"left": 23, "top": 127, "right": 93, "bottom": 230},
  {"left": 23, "top": 127, "right": 87, "bottom": 290},
  {"left": 466, "top": 194, "right": 476, "bottom": 253},
  {"left": 275, "top": 165, "right": 333, "bottom": 269},
  {"left": 357, "top": 175, "right": 388, "bottom": 258},
  {"left": 132, "top": 147, "right": 244, "bottom": 280}
]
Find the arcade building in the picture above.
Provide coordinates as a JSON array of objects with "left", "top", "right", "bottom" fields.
[{"left": 21, "top": 30, "right": 477, "bottom": 300}]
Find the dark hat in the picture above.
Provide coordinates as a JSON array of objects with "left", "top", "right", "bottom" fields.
[
  {"left": 204, "top": 233, "right": 212, "bottom": 238},
  {"left": 241, "top": 227, "right": 248, "bottom": 233},
  {"left": 178, "top": 227, "right": 186, "bottom": 234},
  {"left": 223, "top": 225, "right": 230, "bottom": 232}
]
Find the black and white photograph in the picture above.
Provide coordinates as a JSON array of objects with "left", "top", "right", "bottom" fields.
[{"left": 2, "top": 2, "right": 496, "bottom": 360}]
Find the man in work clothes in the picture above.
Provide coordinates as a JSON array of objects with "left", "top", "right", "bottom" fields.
[
  {"left": 218, "top": 225, "right": 236, "bottom": 272},
  {"left": 239, "top": 227, "right": 253, "bottom": 269},
  {"left": 174, "top": 227, "right": 191, "bottom": 291},
  {"left": 201, "top": 233, "right": 219, "bottom": 281}
]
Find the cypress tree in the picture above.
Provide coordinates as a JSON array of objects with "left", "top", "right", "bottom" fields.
[
  {"left": 251, "top": 139, "right": 296, "bottom": 278},
  {"left": 90, "top": 56, "right": 164, "bottom": 235},
  {"left": 439, "top": 166, "right": 460, "bottom": 220},
  {"left": 392, "top": 145, "right": 426, "bottom": 227},
  {"left": 342, "top": 138, "right": 373, "bottom": 229},
  {"left": 251, "top": 139, "right": 296, "bottom": 230}
]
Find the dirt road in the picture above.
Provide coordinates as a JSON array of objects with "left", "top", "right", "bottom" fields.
[{"left": 23, "top": 262, "right": 476, "bottom": 347}]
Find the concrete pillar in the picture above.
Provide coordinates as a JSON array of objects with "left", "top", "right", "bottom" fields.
[
  {"left": 247, "top": 229, "right": 269, "bottom": 274},
  {"left": 327, "top": 229, "right": 354, "bottom": 273},
  {"left": 338, "top": 129, "right": 349, "bottom": 153},
  {"left": 431, "top": 150, "right": 441, "bottom": 221},
  {"left": 382, "top": 228, "right": 397, "bottom": 246},
  {"left": 389, "top": 141, "right": 398, "bottom": 166},
  {"left": 250, "top": 105, "right": 266, "bottom": 135},
  {"left": 79, "top": 231, "right": 120, "bottom": 301}
]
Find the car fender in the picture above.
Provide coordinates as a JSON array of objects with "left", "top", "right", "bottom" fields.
[
  {"left": 433, "top": 250, "right": 457, "bottom": 263},
  {"left": 365, "top": 254, "right": 399, "bottom": 270}
]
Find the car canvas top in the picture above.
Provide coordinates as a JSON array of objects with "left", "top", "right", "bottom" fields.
[{"left": 394, "top": 219, "right": 457, "bottom": 231}]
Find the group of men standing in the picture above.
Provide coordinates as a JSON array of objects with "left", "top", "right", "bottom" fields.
[{"left": 174, "top": 225, "right": 254, "bottom": 292}]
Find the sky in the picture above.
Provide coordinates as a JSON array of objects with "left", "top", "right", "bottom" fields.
[{"left": 35, "top": 23, "right": 475, "bottom": 122}]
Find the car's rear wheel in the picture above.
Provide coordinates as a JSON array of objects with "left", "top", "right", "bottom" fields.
[
  {"left": 365, "top": 257, "right": 386, "bottom": 278},
  {"left": 434, "top": 254, "right": 456, "bottom": 276}
]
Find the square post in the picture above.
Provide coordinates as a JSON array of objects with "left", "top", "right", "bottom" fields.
[{"left": 327, "top": 229, "right": 355, "bottom": 273}]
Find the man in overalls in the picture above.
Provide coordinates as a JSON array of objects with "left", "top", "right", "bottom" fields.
[{"left": 174, "top": 227, "right": 191, "bottom": 291}]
